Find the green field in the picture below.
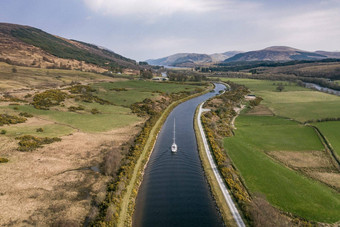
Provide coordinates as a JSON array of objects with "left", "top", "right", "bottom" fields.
[
  {"left": 222, "top": 78, "right": 340, "bottom": 122},
  {"left": 313, "top": 121, "right": 340, "bottom": 158},
  {"left": 1, "top": 123, "right": 75, "bottom": 138},
  {"left": 92, "top": 80, "right": 202, "bottom": 106},
  {"left": 0, "top": 80, "right": 205, "bottom": 136},
  {"left": 224, "top": 115, "right": 340, "bottom": 223},
  {"left": 0, "top": 103, "right": 139, "bottom": 133}
]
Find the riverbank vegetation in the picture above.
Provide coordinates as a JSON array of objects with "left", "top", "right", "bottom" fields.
[{"left": 202, "top": 78, "right": 340, "bottom": 224}]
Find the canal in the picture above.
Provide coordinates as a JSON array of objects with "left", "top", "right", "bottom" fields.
[{"left": 133, "top": 83, "right": 226, "bottom": 227}]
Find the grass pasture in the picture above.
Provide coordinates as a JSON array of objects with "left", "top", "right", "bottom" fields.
[
  {"left": 1, "top": 103, "right": 139, "bottom": 133},
  {"left": 222, "top": 78, "right": 340, "bottom": 122},
  {"left": 224, "top": 115, "right": 340, "bottom": 223},
  {"left": 313, "top": 121, "right": 340, "bottom": 158},
  {"left": 92, "top": 80, "right": 203, "bottom": 106},
  {"left": 0, "top": 121, "right": 75, "bottom": 138}
]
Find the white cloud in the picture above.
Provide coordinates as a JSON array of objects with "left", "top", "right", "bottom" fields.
[
  {"left": 83, "top": 0, "right": 221, "bottom": 17},
  {"left": 262, "top": 8, "right": 340, "bottom": 50}
]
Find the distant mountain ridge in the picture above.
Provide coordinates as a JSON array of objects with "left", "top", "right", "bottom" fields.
[
  {"left": 146, "top": 51, "right": 242, "bottom": 67},
  {"left": 147, "top": 46, "right": 340, "bottom": 67},
  {"left": 224, "top": 46, "right": 340, "bottom": 62},
  {"left": 0, "top": 23, "right": 138, "bottom": 71}
]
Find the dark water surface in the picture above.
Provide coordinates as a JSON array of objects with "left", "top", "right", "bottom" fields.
[{"left": 133, "top": 84, "right": 226, "bottom": 227}]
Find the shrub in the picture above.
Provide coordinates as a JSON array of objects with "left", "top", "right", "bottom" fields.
[
  {"left": 0, "top": 114, "right": 26, "bottom": 126},
  {"left": 109, "top": 88, "right": 127, "bottom": 92},
  {"left": 0, "top": 157, "right": 9, "bottom": 163},
  {"left": 103, "top": 148, "right": 122, "bottom": 176},
  {"left": 68, "top": 84, "right": 96, "bottom": 94},
  {"left": 36, "top": 128, "right": 44, "bottom": 132},
  {"left": 12, "top": 67, "right": 17, "bottom": 73},
  {"left": 16, "top": 135, "right": 61, "bottom": 151},
  {"left": 1, "top": 94, "right": 25, "bottom": 102},
  {"left": 68, "top": 105, "right": 85, "bottom": 112},
  {"left": 91, "top": 108, "right": 100, "bottom": 114},
  {"left": 19, "top": 112, "right": 33, "bottom": 118},
  {"left": 0, "top": 129, "right": 6, "bottom": 135},
  {"left": 249, "top": 97, "right": 263, "bottom": 107},
  {"left": 32, "top": 89, "right": 68, "bottom": 110}
]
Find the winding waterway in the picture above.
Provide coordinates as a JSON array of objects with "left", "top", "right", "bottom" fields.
[{"left": 133, "top": 83, "right": 226, "bottom": 227}]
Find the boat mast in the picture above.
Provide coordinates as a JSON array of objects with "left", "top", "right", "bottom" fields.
[{"left": 173, "top": 119, "right": 176, "bottom": 144}]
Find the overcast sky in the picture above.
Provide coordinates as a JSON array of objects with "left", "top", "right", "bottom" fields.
[{"left": 1, "top": 0, "right": 340, "bottom": 60}]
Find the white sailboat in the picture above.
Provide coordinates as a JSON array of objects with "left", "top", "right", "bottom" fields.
[{"left": 171, "top": 119, "right": 177, "bottom": 152}]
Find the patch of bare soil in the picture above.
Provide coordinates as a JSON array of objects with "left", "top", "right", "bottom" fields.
[
  {"left": 246, "top": 105, "right": 274, "bottom": 116},
  {"left": 231, "top": 104, "right": 245, "bottom": 129},
  {"left": 0, "top": 124, "right": 140, "bottom": 226}
]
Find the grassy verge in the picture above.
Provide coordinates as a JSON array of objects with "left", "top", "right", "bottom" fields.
[{"left": 194, "top": 104, "right": 237, "bottom": 227}]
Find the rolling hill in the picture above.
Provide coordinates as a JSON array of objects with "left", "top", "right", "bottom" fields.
[
  {"left": 146, "top": 51, "right": 241, "bottom": 67},
  {"left": 0, "top": 23, "right": 138, "bottom": 72},
  {"left": 224, "top": 46, "right": 340, "bottom": 62}
]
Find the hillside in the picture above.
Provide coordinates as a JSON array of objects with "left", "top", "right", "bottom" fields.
[
  {"left": 225, "top": 46, "right": 340, "bottom": 62},
  {"left": 146, "top": 53, "right": 212, "bottom": 67},
  {"left": 146, "top": 51, "right": 241, "bottom": 67},
  {"left": 0, "top": 23, "right": 138, "bottom": 72},
  {"left": 210, "top": 51, "right": 243, "bottom": 62}
]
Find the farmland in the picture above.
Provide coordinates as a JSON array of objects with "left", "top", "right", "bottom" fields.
[
  {"left": 222, "top": 78, "right": 340, "bottom": 122},
  {"left": 92, "top": 80, "right": 202, "bottom": 106},
  {"left": 220, "top": 78, "right": 340, "bottom": 223},
  {"left": 224, "top": 115, "right": 340, "bottom": 223},
  {"left": 313, "top": 121, "right": 340, "bottom": 158}
]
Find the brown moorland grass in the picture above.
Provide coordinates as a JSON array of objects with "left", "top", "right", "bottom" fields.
[
  {"left": 0, "top": 124, "right": 140, "bottom": 226},
  {"left": 308, "top": 172, "right": 340, "bottom": 190},
  {"left": 0, "top": 62, "right": 119, "bottom": 92},
  {"left": 267, "top": 150, "right": 334, "bottom": 169}
]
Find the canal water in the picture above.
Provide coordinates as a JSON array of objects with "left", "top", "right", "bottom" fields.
[
  {"left": 133, "top": 84, "right": 226, "bottom": 227},
  {"left": 304, "top": 82, "right": 340, "bottom": 96}
]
